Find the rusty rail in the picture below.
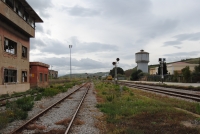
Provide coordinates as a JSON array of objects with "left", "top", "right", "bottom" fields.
[
  {"left": 119, "top": 81, "right": 200, "bottom": 102},
  {"left": 65, "top": 83, "right": 91, "bottom": 134},
  {"left": 10, "top": 82, "right": 89, "bottom": 134}
]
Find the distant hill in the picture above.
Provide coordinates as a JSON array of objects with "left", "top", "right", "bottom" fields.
[{"left": 60, "top": 72, "right": 109, "bottom": 78}]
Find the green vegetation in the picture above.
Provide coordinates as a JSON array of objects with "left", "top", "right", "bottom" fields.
[
  {"left": 130, "top": 68, "right": 148, "bottom": 81},
  {"left": 109, "top": 67, "right": 125, "bottom": 78},
  {"left": 95, "top": 81, "right": 200, "bottom": 133}
]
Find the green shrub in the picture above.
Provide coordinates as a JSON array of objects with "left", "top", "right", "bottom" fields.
[
  {"left": 43, "top": 88, "right": 60, "bottom": 97},
  {"left": 0, "top": 112, "right": 9, "bottom": 129},
  {"left": 106, "top": 95, "right": 115, "bottom": 102},
  {"left": 0, "top": 93, "right": 10, "bottom": 98},
  {"left": 129, "top": 92, "right": 134, "bottom": 96},
  {"left": 34, "top": 94, "right": 43, "bottom": 101},
  {"left": 16, "top": 96, "right": 34, "bottom": 111},
  {"left": 15, "top": 109, "right": 28, "bottom": 120},
  {"left": 196, "top": 103, "right": 200, "bottom": 114},
  {"left": 123, "top": 86, "right": 129, "bottom": 91},
  {"left": 102, "top": 91, "right": 107, "bottom": 95}
]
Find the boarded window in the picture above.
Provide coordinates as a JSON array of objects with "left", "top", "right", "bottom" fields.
[
  {"left": 4, "top": 69, "right": 17, "bottom": 83},
  {"left": 40, "top": 73, "right": 43, "bottom": 82},
  {"left": 22, "top": 71, "right": 27, "bottom": 82},
  {"left": 4, "top": 38, "right": 17, "bottom": 55},
  {"left": 45, "top": 74, "right": 47, "bottom": 81}
]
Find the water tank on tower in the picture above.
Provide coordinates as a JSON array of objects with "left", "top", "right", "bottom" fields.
[{"left": 135, "top": 49, "right": 149, "bottom": 73}]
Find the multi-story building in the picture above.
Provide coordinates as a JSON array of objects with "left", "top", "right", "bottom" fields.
[{"left": 0, "top": 0, "right": 42, "bottom": 94}]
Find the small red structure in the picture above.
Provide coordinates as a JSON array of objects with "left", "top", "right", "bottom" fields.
[{"left": 30, "top": 62, "right": 49, "bottom": 88}]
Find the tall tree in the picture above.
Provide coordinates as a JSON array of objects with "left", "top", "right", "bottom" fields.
[
  {"left": 181, "top": 66, "right": 191, "bottom": 82},
  {"left": 130, "top": 69, "right": 142, "bottom": 81},
  {"left": 109, "top": 67, "right": 125, "bottom": 78}
]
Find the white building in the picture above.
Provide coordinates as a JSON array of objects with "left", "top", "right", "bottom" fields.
[{"left": 135, "top": 50, "right": 149, "bottom": 73}]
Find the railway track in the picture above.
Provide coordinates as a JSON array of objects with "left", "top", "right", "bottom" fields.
[
  {"left": 9, "top": 82, "right": 91, "bottom": 134},
  {"left": 119, "top": 81, "right": 200, "bottom": 102}
]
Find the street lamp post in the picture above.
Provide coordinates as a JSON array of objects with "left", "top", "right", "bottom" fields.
[
  {"left": 112, "top": 58, "right": 120, "bottom": 84},
  {"left": 69, "top": 45, "right": 72, "bottom": 79},
  {"left": 158, "top": 58, "right": 166, "bottom": 83}
]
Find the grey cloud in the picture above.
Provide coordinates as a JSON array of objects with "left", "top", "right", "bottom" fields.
[
  {"left": 144, "top": 19, "right": 179, "bottom": 39},
  {"left": 174, "top": 32, "right": 200, "bottom": 41},
  {"left": 163, "top": 32, "right": 200, "bottom": 47},
  {"left": 164, "top": 40, "right": 182, "bottom": 46},
  {"left": 26, "top": 0, "right": 52, "bottom": 11},
  {"left": 35, "top": 24, "right": 44, "bottom": 33},
  {"left": 97, "top": 0, "right": 152, "bottom": 18},
  {"left": 30, "top": 38, "right": 46, "bottom": 50},
  {"left": 32, "top": 57, "right": 112, "bottom": 75},
  {"left": 173, "top": 46, "right": 182, "bottom": 49},
  {"left": 164, "top": 51, "right": 199, "bottom": 63},
  {"left": 31, "top": 37, "right": 118, "bottom": 55},
  {"left": 26, "top": 0, "right": 53, "bottom": 18},
  {"left": 66, "top": 5, "right": 100, "bottom": 17},
  {"left": 164, "top": 51, "right": 199, "bottom": 57}
]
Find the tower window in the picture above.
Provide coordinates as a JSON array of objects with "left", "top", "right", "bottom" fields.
[
  {"left": 4, "top": 38, "right": 17, "bottom": 55},
  {"left": 22, "top": 46, "right": 27, "bottom": 58}
]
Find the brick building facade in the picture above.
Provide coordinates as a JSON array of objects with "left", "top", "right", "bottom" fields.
[
  {"left": 30, "top": 62, "right": 49, "bottom": 88},
  {"left": 0, "top": 0, "right": 42, "bottom": 94}
]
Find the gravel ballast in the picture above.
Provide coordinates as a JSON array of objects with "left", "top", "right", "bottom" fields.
[{"left": 0, "top": 83, "right": 105, "bottom": 134}]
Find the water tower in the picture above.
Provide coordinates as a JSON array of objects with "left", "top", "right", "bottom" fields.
[{"left": 135, "top": 49, "right": 149, "bottom": 73}]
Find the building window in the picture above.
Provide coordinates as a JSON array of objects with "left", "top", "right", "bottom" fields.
[
  {"left": 22, "top": 46, "right": 27, "bottom": 58},
  {"left": 4, "top": 69, "right": 17, "bottom": 83},
  {"left": 5, "top": 0, "right": 14, "bottom": 9},
  {"left": 4, "top": 38, "right": 17, "bottom": 55},
  {"left": 22, "top": 71, "right": 27, "bottom": 82},
  {"left": 40, "top": 73, "right": 43, "bottom": 82},
  {"left": 45, "top": 74, "right": 47, "bottom": 81}
]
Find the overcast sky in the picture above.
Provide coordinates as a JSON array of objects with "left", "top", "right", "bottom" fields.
[{"left": 27, "top": 0, "right": 200, "bottom": 76}]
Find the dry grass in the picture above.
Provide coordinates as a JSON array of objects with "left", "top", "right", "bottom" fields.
[
  {"left": 26, "top": 124, "right": 46, "bottom": 130},
  {"left": 94, "top": 115, "right": 107, "bottom": 133},
  {"left": 68, "top": 96, "right": 73, "bottom": 99},
  {"left": 74, "top": 119, "right": 85, "bottom": 125},
  {"left": 55, "top": 118, "right": 71, "bottom": 127},
  {"left": 39, "top": 104, "right": 45, "bottom": 109},
  {"left": 34, "top": 129, "right": 66, "bottom": 134}
]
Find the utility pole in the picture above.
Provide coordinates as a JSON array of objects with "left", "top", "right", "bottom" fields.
[{"left": 69, "top": 45, "right": 72, "bottom": 79}]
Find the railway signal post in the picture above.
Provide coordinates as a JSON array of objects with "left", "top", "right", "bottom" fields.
[
  {"left": 112, "top": 58, "right": 120, "bottom": 84},
  {"left": 158, "top": 58, "right": 166, "bottom": 83}
]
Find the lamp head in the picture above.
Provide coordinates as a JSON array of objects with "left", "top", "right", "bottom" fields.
[{"left": 112, "top": 62, "right": 116, "bottom": 65}]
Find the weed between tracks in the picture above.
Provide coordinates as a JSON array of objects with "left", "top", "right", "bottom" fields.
[
  {"left": 0, "top": 81, "right": 83, "bottom": 131},
  {"left": 94, "top": 81, "right": 200, "bottom": 134}
]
